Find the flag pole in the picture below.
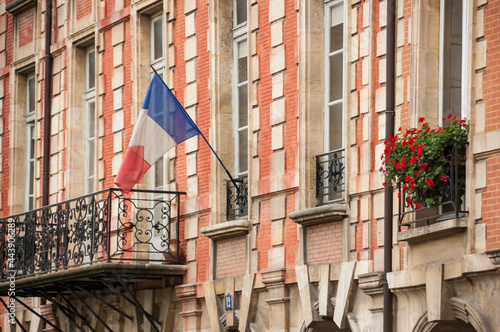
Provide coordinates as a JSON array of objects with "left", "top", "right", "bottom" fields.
[{"left": 149, "top": 66, "right": 242, "bottom": 194}]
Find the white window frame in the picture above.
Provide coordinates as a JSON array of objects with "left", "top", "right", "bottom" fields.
[
  {"left": 438, "top": 0, "right": 468, "bottom": 125},
  {"left": 84, "top": 47, "right": 96, "bottom": 194},
  {"left": 232, "top": 0, "right": 248, "bottom": 178},
  {"left": 232, "top": 35, "right": 248, "bottom": 178},
  {"left": 150, "top": 14, "right": 164, "bottom": 72},
  {"left": 25, "top": 73, "right": 36, "bottom": 210},
  {"left": 323, "top": 0, "right": 345, "bottom": 154}
]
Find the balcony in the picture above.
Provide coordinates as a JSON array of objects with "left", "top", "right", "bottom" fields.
[
  {"left": 398, "top": 141, "right": 468, "bottom": 230},
  {"left": 316, "top": 148, "right": 345, "bottom": 204},
  {"left": 0, "top": 188, "right": 186, "bottom": 282},
  {"left": 226, "top": 176, "right": 248, "bottom": 220}
]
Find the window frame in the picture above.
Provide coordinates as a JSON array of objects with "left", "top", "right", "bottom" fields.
[
  {"left": 232, "top": 34, "right": 249, "bottom": 178},
  {"left": 438, "top": 0, "right": 468, "bottom": 125},
  {"left": 323, "top": 0, "right": 346, "bottom": 154},
  {"left": 24, "top": 73, "right": 36, "bottom": 210},
  {"left": 84, "top": 46, "right": 96, "bottom": 194}
]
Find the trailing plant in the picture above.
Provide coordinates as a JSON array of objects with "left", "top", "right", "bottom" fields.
[{"left": 381, "top": 115, "right": 469, "bottom": 208}]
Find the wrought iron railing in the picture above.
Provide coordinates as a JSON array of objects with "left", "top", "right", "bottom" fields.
[
  {"left": 226, "top": 176, "right": 248, "bottom": 220},
  {"left": 316, "top": 148, "right": 345, "bottom": 204},
  {"left": 0, "top": 189, "right": 185, "bottom": 281},
  {"left": 399, "top": 141, "right": 468, "bottom": 228}
]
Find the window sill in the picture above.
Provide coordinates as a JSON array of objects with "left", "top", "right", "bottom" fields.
[
  {"left": 289, "top": 203, "right": 347, "bottom": 226},
  {"left": 397, "top": 218, "right": 468, "bottom": 244},
  {"left": 200, "top": 219, "right": 251, "bottom": 240}
]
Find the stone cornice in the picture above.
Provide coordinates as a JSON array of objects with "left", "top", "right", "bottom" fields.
[
  {"left": 200, "top": 219, "right": 251, "bottom": 240},
  {"left": 289, "top": 203, "right": 347, "bottom": 226}
]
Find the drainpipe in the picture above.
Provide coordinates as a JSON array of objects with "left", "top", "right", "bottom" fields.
[
  {"left": 42, "top": 0, "right": 53, "bottom": 207},
  {"left": 383, "top": 0, "right": 396, "bottom": 331}
]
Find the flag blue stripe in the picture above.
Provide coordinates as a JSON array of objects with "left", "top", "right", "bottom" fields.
[{"left": 143, "top": 74, "right": 201, "bottom": 144}]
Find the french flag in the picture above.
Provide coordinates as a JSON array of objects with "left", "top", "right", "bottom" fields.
[{"left": 115, "top": 73, "right": 201, "bottom": 192}]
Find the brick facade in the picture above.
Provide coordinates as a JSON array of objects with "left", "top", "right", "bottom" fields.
[{"left": 0, "top": 0, "right": 499, "bottom": 331}]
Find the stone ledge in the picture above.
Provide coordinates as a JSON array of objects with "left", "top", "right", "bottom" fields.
[
  {"left": 5, "top": 0, "right": 36, "bottom": 14},
  {"left": 289, "top": 203, "right": 347, "bottom": 226},
  {"left": 200, "top": 219, "right": 251, "bottom": 240},
  {"left": 397, "top": 218, "right": 468, "bottom": 243}
]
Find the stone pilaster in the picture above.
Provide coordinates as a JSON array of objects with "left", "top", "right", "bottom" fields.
[
  {"left": 102, "top": 295, "right": 123, "bottom": 332},
  {"left": 176, "top": 284, "right": 202, "bottom": 332},
  {"left": 358, "top": 272, "right": 384, "bottom": 328},
  {"left": 262, "top": 268, "right": 289, "bottom": 332},
  {"left": 40, "top": 303, "right": 58, "bottom": 332}
]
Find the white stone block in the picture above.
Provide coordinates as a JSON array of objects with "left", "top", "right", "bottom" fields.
[
  {"left": 379, "top": 56, "right": 386, "bottom": 83},
  {"left": 272, "top": 72, "right": 284, "bottom": 99},
  {"left": 269, "top": 0, "right": 284, "bottom": 23},
  {"left": 270, "top": 44, "right": 285, "bottom": 74},
  {"left": 185, "top": 217, "right": 199, "bottom": 240},
  {"left": 185, "top": 37, "right": 197, "bottom": 61},
  {"left": 185, "top": 82, "right": 197, "bottom": 107},
  {"left": 360, "top": 194, "right": 371, "bottom": 222},
  {"left": 113, "top": 44, "right": 123, "bottom": 67},
  {"left": 363, "top": 1, "right": 370, "bottom": 28},
  {"left": 377, "top": 29, "right": 386, "bottom": 56},
  {"left": 185, "top": 12, "right": 196, "bottom": 37},
  {"left": 187, "top": 176, "right": 198, "bottom": 197},
  {"left": 112, "top": 154, "right": 123, "bottom": 176},
  {"left": 112, "top": 111, "right": 124, "bottom": 133},
  {"left": 186, "top": 153, "right": 197, "bottom": 176},
  {"left": 186, "top": 59, "right": 196, "bottom": 83},
  {"left": 112, "top": 66, "right": 124, "bottom": 89},
  {"left": 379, "top": 0, "right": 387, "bottom": 28},
  {"left": 271, "top": 124, "right": 284, "bottom": 150},
  {"left": 113, "top": 131, "right": 122, "bottom": 154},
  {"left": 112, "top": 23, "right": 124, "bottom": 46},
  {"left": 271, "top": 20, "right": 283, "bottom": 47},
  {"left": 376, "top": 86, "right": 386, "bottom": 113},
  {"left": 362, "top": 56, "right": 370, "bottom": 85},
  {"left": 113, "top": 88, "right": 122, "bottom": 110},
  {"left": 270, "top": 98, "right": 285, "bottom": 125},
  {"left": 185, "top": 136, "right": 198, "bottom": 153}
]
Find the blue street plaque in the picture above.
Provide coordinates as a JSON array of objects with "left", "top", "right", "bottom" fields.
[{"left": 225, "top": 294, "right": 233, "bottom": 310}]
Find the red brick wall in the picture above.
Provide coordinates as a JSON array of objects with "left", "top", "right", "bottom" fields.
[
  {"left": 483, "top": 156, "right": 500, "bottom": 250},
  {"left": 18, "top": 7, "right": 34, "bottom": 47},
  {"left": 305, "top": 221, "right": 343, "bottom": 265},
  {"left": 215, "top": 235, "right": 246, "bottom": 279},
  {"left": 484, "top": 0, "right": 500, "bottom": 132},
  {"left": 76, "top": 0, "right": 92, "bottom": 20}
]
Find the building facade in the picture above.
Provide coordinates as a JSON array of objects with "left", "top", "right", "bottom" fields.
[{"left": 0, "top": 0, "right": 498, "bottom": 331}]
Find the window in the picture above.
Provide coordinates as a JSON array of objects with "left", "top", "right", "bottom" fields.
[
  {"left": 84, "top": 47, "right": 96, "bottom": 194},
  {"left": 228, "top": 0, "right": 249, "bottom": 219},
  {"left": 147, "top": 13, "right": 166, "bottom": 192},
  {"left": 439, "top": 0, "right": 467, "bottom": 125},
  {"left": 25, "top": 74, "right": 36, "bottom": 210},
  {"left": 319, "top": 0, "right": 345, "bottom": 203}
]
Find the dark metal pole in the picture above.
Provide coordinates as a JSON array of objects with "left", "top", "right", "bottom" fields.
[
  {"left": 42, "top": 0, "right": 53, "bottom": 206},
  {"left": 384, "top": 0, "right": 396, "bottom": 331}
]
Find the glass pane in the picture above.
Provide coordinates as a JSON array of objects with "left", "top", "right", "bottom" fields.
[
  {"left": 88, "top": 102, "right": 95, "bottom": 134},
  {"left": 238, "top": 129, "right": 248, "bottom": 174},
  {"left": 87, "top": 50, "right": 95, "bottom": 89},
  {"left": 29, "top": 161, "right": 34, "bottom": 195},
  {"left": 88, "top": 140, "right": 95, "bottom": 176},
  {"left": 236, "top": 0, "right": 247, "bottom": 25},
  {"left": 155, "top": 158, "right": 164, "bottom": 189},
  {"left": 329, "top": 52, "right": 343, "bottom": 102},
  {"left": 153, "top": 18, "right": 163, "bottom": 61},
  {"left": 29, "top": 125, "right": 35, "bottom": 159},
  {"left": 238, "top": 84, "right": 248, "bottom": 127},
  {"left": 87, "top": 179, "right": 94, "bottom": 193},
  {"left": 28, "top": 76, "right": 35, "bottom": 114},
  {"left": 330, "top": 4, "right": 343, "bottom": 53},
  {"left": 238, "top": 41, "right": 248, "bottom": 83},
  {"left": 329, "top": 102, "right": 343, "bottom": 151}
]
